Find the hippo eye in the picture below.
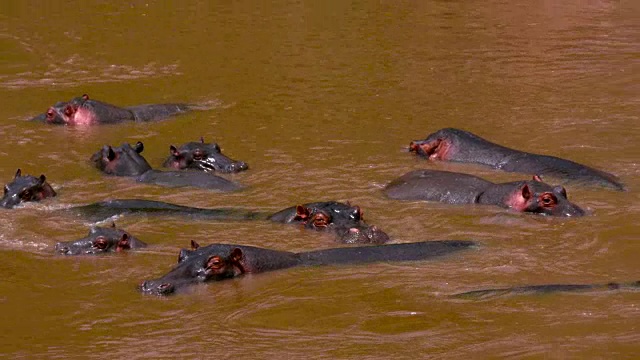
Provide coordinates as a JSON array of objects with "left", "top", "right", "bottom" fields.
[
  {"left": 192, "top": 149, "right": 205, "bottom": 160},
  {"left": 207, "top": 256, "right": 224, "bottom": 270},
  {"left": 46, "top": 108, "right": 55, "bottom": 119},
  {"left": 312, "top": 213, "right": 330, "bottom": 228},
  {"left": 540, "top": 193, "right": 557, "bottom": 208},
  {"left": 19, "top": 190, "right": 32, "bottom": 201},
  {"left": 93, "top": 237, "right": 109, "bottom": 250}
]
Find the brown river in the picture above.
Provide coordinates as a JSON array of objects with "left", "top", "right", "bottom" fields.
[{"left": 1, "top": 1, "right": 638, "bottom": 358}]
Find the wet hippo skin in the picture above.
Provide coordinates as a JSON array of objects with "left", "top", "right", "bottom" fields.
[
  {"left": 384, "top": 170, "right": 586, "bottom": 217},
  {"left": 410, "top": 128, "right": 625, "bottom": 191}
]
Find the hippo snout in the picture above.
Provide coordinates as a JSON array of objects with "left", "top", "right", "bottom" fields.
[
  {"left": 139, "top": 280, "right": 175, "bottom": 296},
  {"left": 227, "top": 161, "right": 249, "bottom": 173}
]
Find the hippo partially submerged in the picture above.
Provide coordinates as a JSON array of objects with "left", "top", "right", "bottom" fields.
[
  {"left": 90, "top": 141, "right": 244, "bottom": 191},
  {"left": 140, "top": 240, "right": 477, "bottom": 295},
  {"left": 55, "top": 224, "right": 147, "bottom": 255},
  {"left": 409, "top": 128, "right": 625, "bottom": 191},
  {"left": 31, "top": 94, "right": 193, "bottom": 125},
  {"left": 384, "top": 170, "right": 585, "bottom": 217}
]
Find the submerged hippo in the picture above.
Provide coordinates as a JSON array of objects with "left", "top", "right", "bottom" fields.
[
  {"left": 163, "top": 138, "right": 249, "bottom": 173},
  {"left": 55, "top": 224, "right": 147, "bottom": 255},
  {"left": 31, "top": 94, "right": 192, "bottom": 125},
  {"left": 1, "top": 172, "right": 387, "bottom": 244},
  {"left": 409, "top": 128, "right": 625, "bottom": 191},
  {"left": 268, "top": 201, "right": 390, "bottom": 244},
  {"left": 383, "top": 170, "right": 585, "bottom": 217},
  {"left": 453, "top": 280, "right": 640, "bottom": 300},
  {"left": 90, "top": 141, "right": 244, "bottom": 191},
  {"left": 0, "top": 169, "right": 57, "bottom": 208},
  {"left": 140, "top": 240, "right": 477, "bottom": 295}
]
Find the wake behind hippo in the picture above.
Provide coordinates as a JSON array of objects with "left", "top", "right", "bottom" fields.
[
  {"left": 409, "top": 128, "right": 625, "bottom": 191},
  {"left": 140, "top": 240, "right": 477, "bottom": 296},
  {"left": 90, "top": 141, "right": 244, "bottom": 191},
  {"left": 31, "top": 94, "right": 193, "bottom": 125},
  {"left": 383, "top": 169, "right": 585, "bottom": 217}
]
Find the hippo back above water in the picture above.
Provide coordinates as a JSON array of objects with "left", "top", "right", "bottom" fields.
[
  {"left": 384, "top": 169, "right": 585, "bottom": 217},
  {"left": 409, "top": 128, "right": 625, "bottom": 191},
  {"left": 90, "top": 141, "right": 244, "bottom": 191},
  {"left": 31, "top": 94, "right": 193, "bottom": 125}
]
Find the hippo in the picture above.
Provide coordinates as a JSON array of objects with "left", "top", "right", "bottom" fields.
[
  {"left": 90, "top": 141, "right": 244, "bottom": 191},
  {"left": 452, "top": 280, "right": 640, "bottom": 300},
  {"left": 140, "top": 240, "right": 477, "bottom": 295},
  {"left": 31, "top": 94, "right": 192, "bottom": 125},
  {"left": 268, "top": 201, "right": 390, "bottom": 244},
  {"left": 163, "top": 138, "right": 249, "bottom": 173},
  {"left": 383, "top": 170, "right": 585, "bottom": 217},
  {"left": 0, "top": 169, "right": 57, "bottom": 208},
  {"left": 409, "top": 128, "right": 625, "bottom": 191},
  {"left": 0, "top": 172, "right": 388, "bottom": 244},
  {"left": 55, "top": 224, "right": 147, "bottom": 255}
]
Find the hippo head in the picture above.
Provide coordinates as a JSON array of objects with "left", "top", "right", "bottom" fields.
[
  {"left": 504, "top": 176, "right": 586, "bottom": 217},
  {"left": 90, "top": 141, "right": 152, "bottom": 176},
  {"left": 141, "top": 246, "right": 246, "bottom": 296},
  {"left": 31, "top": 94, "right": 91, "bottom": 125},
  {"left": 55, "top": 224, "right": 147, "bottom": 255},
  {"left": 336, "top": 224, "right": 391, "bottom": 244},
  {"left": 1, "top": 169, "right": 57, "bottom": 209},
  {"left": 162, "top": 138, "right": 248, "bottom": 173},
  {"left": 294, "top": 204, "right": 389, "bottom": 243}
]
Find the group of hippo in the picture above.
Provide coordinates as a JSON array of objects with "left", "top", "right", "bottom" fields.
[{"left": 2, "top": 95, "right": 635, "bottom": 298}]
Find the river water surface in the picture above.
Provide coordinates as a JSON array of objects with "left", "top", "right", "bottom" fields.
[{"left": 0, "top": 1, "right": 638, "bottom": 358}]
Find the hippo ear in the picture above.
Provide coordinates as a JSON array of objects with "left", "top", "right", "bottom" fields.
[
  {"left": 38, "top": 175, "right": 46, "bottom": 184},
  {"left": 532, "top": 175, "right": 543, "bottom": 182},
  {"left": 82, "top": 94, "right": 89, "bottom": 101},
  {"left": 116, "top": 234, "right": 131, "bottom": 252},
  {"left": 295, "top": 205, "right": 310, "bottom": 221},
  {"left": 107, "top": 146, "right": 116, "bottom": 161},
  {"left": 169, "top": 145, "right": 179, "bottom": 156},
  {"left": 134, "top": 142, "right": 144, "bottom": 153},
  {"left": 520, "top": 184, "right": 531, "bottom": 200},
  {"left": 200, "top": 137, "right": 205, "bottom": 144},
  {"left": 110, "top": 222, "right": 116, "bottom": 228},
  {"left": 14, "top": 169, "right": 22, "bottom": 178},
  {"left": 190, "top": 240, "right": 200, "bottom": 250},
  {"left": 230, "top": 248, "right": 243, "bottom": 263},
  {"left": 353, "top": 206, "right": 363, "bottom": 221},
  {"left": 553, "top": 186, "right": 568, "bottom": 199}
]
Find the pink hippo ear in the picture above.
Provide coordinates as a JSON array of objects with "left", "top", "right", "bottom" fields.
[
  {"left": 200, "top": 137, "right": 205, "bottom": 144},
  {"left": 169, "top": 145, "right": 180, "bottom": 157},
  {"left": 295, "top": 205, "right": 310, "bottom": 222},
  {"left": 82, "top": 94, "right": 90, "bottom": 101},
  {"left": 190, "top": 240, "right": 200, "bottom": 250},
  {"left": 532, "top": 175, "right": 543, "bottom": 182},
  {"left": 506, "top": 184, "right": 532, "bottom": 212},
  {"left": 521, "top": 184, "right": 532, "bottom": 200},
  {"left": 116, "top": 234, "right": 131, "bottom": 252},
  {"left": 230, "top": 248, "right": 244, "bottom": 263}
]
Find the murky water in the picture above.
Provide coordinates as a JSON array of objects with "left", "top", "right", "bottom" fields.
[{"left": 0, "top": 1, "right": 638, "bottom": 358}]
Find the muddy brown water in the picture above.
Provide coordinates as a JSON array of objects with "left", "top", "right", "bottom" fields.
[{"left": 1, "top": 1, "right": 639, "bottom": 358}]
